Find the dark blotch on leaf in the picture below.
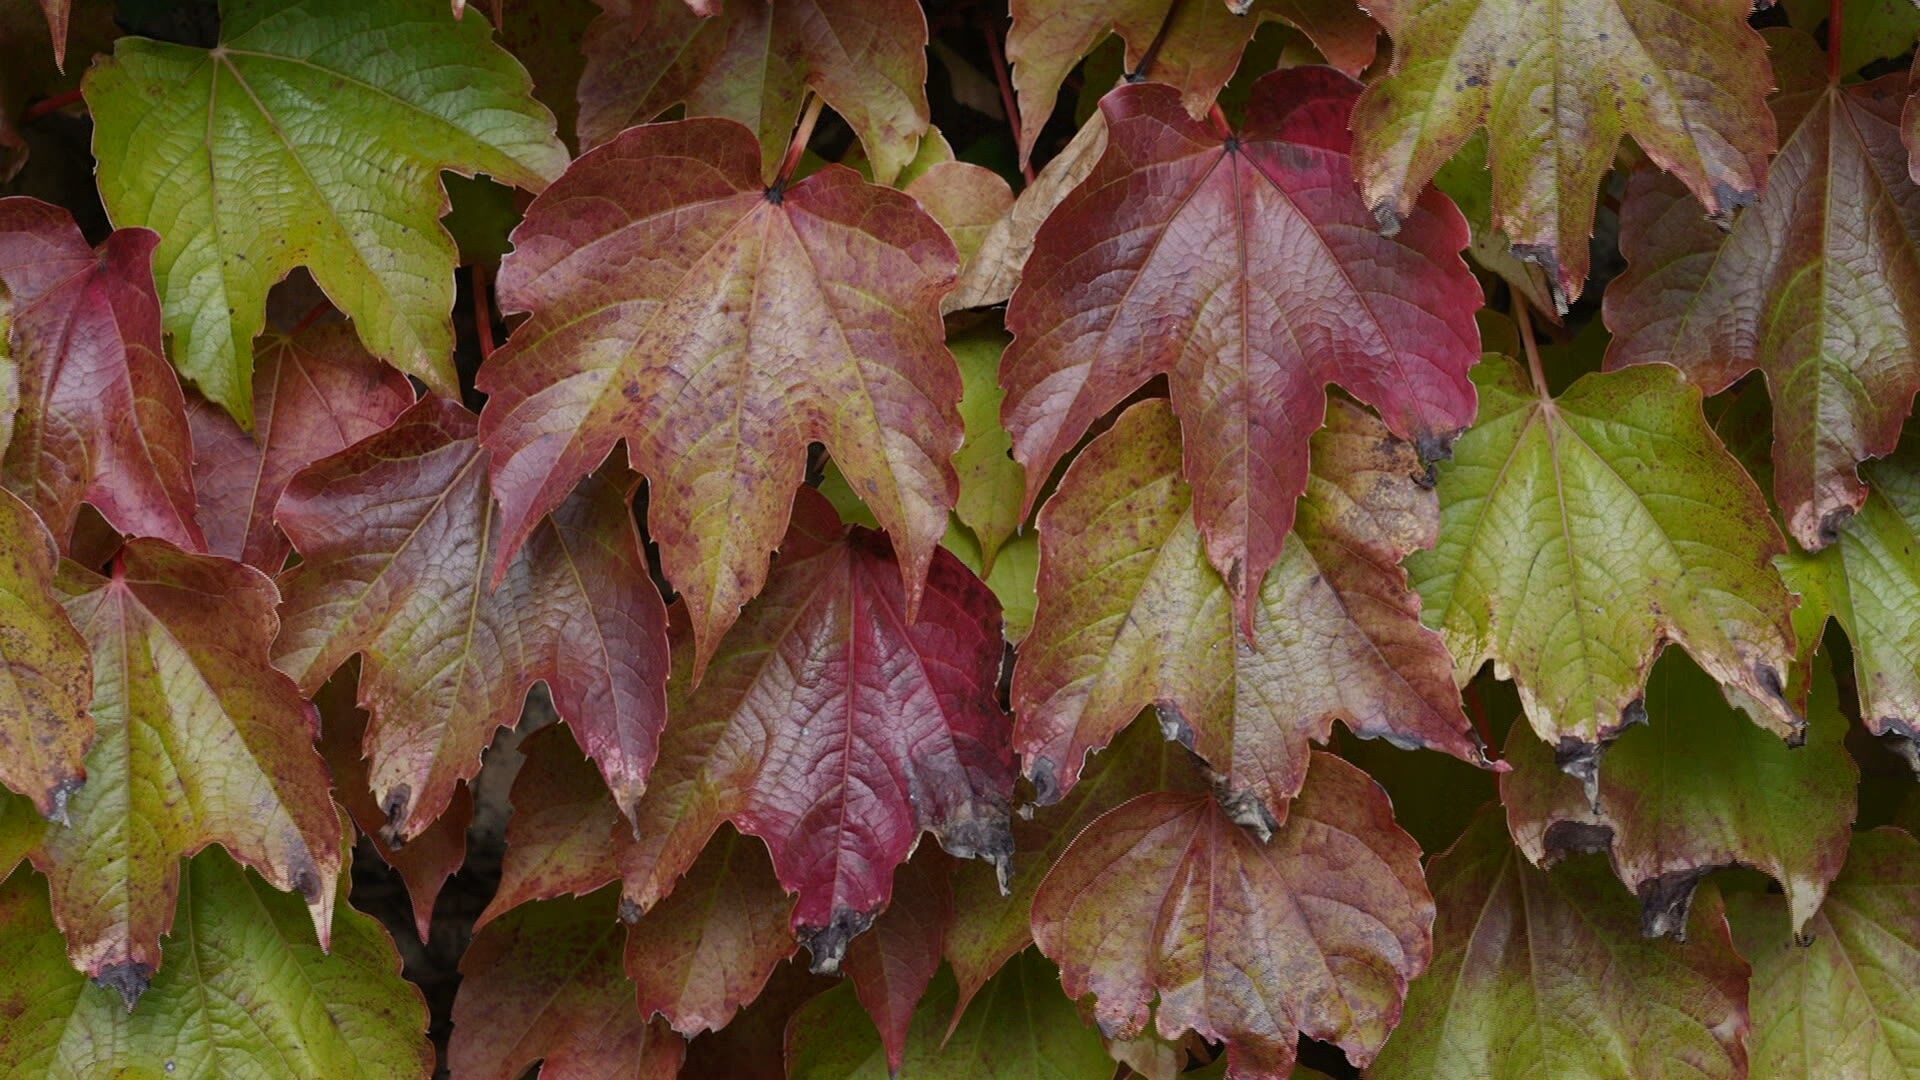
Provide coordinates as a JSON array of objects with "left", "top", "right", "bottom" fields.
[
  {"left": 94, "top": 960, "right": 153, "bottom": 1011},
  {"left": 799, "top": 905, "right": 877, "bottom": 975},
  {"left": 1637, "top": 867, "right": 1711, "bottom": 940}
]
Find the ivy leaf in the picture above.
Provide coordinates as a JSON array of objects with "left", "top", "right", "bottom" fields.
[
  {"left": 186, "top": 321, "right": 414, "bottom": 572},
  {"left": 1005, "top": 0, "right": 1379, "bottom": 163},
  {"left": 477, "top": 119, "right": 961, "bottom": 676},
  {"left": 30, "top": 538, "right": 340, "bottom": 1002},
  {"left": 950, "top": 329, "right": 1025, "bottom": 572},
  {"left": 686, "top": 959, "right": 838, "bottom": 1080},
  {"left": 0, "top": 197, "right": 202, "bottom": 552},
  {"left": 1370, "top": 812, "right": 1751, "bottom": 1079},
  {"left": 0, "top": 850, "right": 433, "bottom": 1079},
  {"left": 1030, "top": 752, "right": 1432, "bottom": 1077},
  {"left": 577, "top": 0, "right": 931, "bottom": 184},
  {"left": 907, "top": 163, "right": 1015, "bottom": 286},
  {"left": 0, "top": 487, "right": 91, "bottom": 822},
  {"left": 1501, "top": 650, "right": 1856, "bottom": 939},
  {"left": 82, "top": 0, "right": 569, "bottom": 423},
  {"left": 843, "top": 852, "right": 953, "bottom": 1074},
  {"left": 272, "top": 396, "right": 670, "bottom": 844},
  {"left": 479, "top": 725, "right": 626, "bottom": 923},
  {"left": 786, "top": 950, "right": 1112, "bottom": 1079},
  {"left": 450, "top": 886, "right": 686, "bottom": 1080},
  {"left": 625, "top": 826, "right": 796, "bottom": 1037},
  {"left": 1017, "top": 395, "right": 1489, "bottom": 828},
  {"left": 35, "top": 0, "right": 67, "bottom": 67},
  {"left": 1607, "top": 30, "right": 1920, "bottom": 551},
  {"left": 1351, "top": 0, "right": 1775, "bottom": 307},
  {"left": 1405, "top": 357, "right": 1800, "bottom": 779},
  {"left": 1003, "top": 70, "right": 1482, "bottom": 631},
  {"left": 614, "top": 489, "right": 1013, "bottom": 974},
  {"left": 949, "top": 109, "right": 1108, "bottom": 313},
  {"left": 1731, "top": 827, "right": 1920, "bottom": 1079}
]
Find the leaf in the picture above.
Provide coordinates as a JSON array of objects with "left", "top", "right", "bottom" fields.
[
  {"left": 0, "top": 197, "right": 202, "bottom": 552},
  {"left": 29, "top": 538, "right": 340, "bottom": 1002},
  {"left": 479, "top": 725, "right": 626, "bottom": 924},
  {"left": 1730, "top": 827, "right": 1920, "bottom": 1079},
  {"left": 684, "top": 959, "right": 837, "bottom": 1080},
  {"left": 950, "top": 328, "right": 1025, "bottom": 572},
  {"left": 1404, "top": 357, "right": 1800, "bottom": 776},
  {"left": 0, "top": 486, "right": 91, "bottom": 821},
  {"left": 1607, "top": 30, "right": 1920, "bottom": 551},
  {"left": 1030, "top": 752, "right": 1432, "bottom": 1077},
  {"left": 1002, "top": 69, "right": 1482, "bottom": 630},
  {"left": 450, "top": 886, "right": 686, "bottom": 1080},
  {"left": 82, "top": 0, "right": 568, "bottom": 423},
  {"left": 907, "top": 162, "right": 1015, "bottom": 288},
  {"left": 272, "top": 395, "right": 670, "bottom": 844},
  {"left": 0, "top": 850, "right": 433, "bottom": 1079},
  {"left": 185, "top": 321, "right": 414, "bottom": 572},
  {"left": 1370, "top": 812, "right": 1751, "bottom": 1080},
  {"left": 1501, "top": 649, "right": 1856, "bottom": 939},
  {"left": 614, "top": 489, "right": 1013, "bottom": 974},
  {"left": 624, "top": 826, "right": 796, "bottom": 1037},
  {"left": 1016, "top": 395, "right": 1489, "bottom": 827},
  {"left": 1786, "top": 0, "right": 1920, "bottom": 77},
  {"left": 576, "top": 0, "right": 931, "bottom": 184},
  {"left": 948, "top": 109, "right": 1108, "bottom": 312},
  {"left": 1351, "top": 0, "right": 1775, "bottom": 307},
  {"left": 1430, "top": 131, "right": 1559, "bottom": 321},
  {"left": 843, "top": 851, "right": 953, "bottom": 1074},
  {"left": 477, "top": 119, "right": 961, "bottom": 674},
  {"left": 1005, "top": 0, "right": 1379, "bottom": 163},
  {"left": 786, "top": 950, "right": 1112, "bottom": 1079}
]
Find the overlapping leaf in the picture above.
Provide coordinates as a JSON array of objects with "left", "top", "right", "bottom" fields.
[
  {"left": 30, "top": 539, "right": 340, "bottom": 1000},
  {"left": 1351, "top": 0, "right": 1775, "bottom": 306},
  {"left": 478, "top": 725, "right": 627, "bottom": 923},
  {"left": 82, "top": 0, "right": 568, "bottom": 421},
  {"left": 1006, "top": 0, "right": 1377, "bottom": 163},
  {"left": 0, "top": 486, "right": 91, "bottom": 821},
  {"left": 1501, "top": 650, "right": 1856, "bottom": 938},
  {"left": 1003, "top": 69, "right": 1481, "bottom": 629},
  {"left": 843, "top": 852, "right": 952, "bottom": 1074},
  {"left": 577, "top": 0, "right": 930, "bottom": 184},
  {"left": 1031, "top": 752, "right": 1432, "bottom": 1078},
  {"left": 273, "top": 395, "right": 670, "bottom": 844},
  {"left": 1016, "top": 396, "right": 1488, "bottom": 828},
  {"left": 478, "top": 118, "right": 962, "bottom": 672},
  {"left": 1371, "top": 812, "right": 1751, "bottom": 1079},
  {"left": 186, "top": 321, "right": 414, "bottom": 571},
  {"left": 451, "top": 886, "right": 686, "bottom": 1080},
  {"left": 1731, "top": 827, "right": 1920, "bottom": 1079},
  {"left": 0, "top": 852, "right": 433, "bottom": 1079},
  {"left": 1608, "top": 30, "right": 1920, "bottom": 550},
  {"left": 0, "top": 197, "right": 200, "bottom": 551},
  {"left": 1406, "top": 357, "right": 1800, "bottom": 774},
  {"left": 614, "top": 490, "right": 1013, "bottom": 974}
]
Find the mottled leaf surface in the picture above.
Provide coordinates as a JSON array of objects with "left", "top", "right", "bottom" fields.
[
  {"left": 1371, "top": 812, "right": 1751, "bottom": 1080},
  {"left": 1004, "top": 70, "right": 1481, "bottom": 628},
  {"left": 1352, "top": 0, "right": 1775, "bottom": 306},
  {"left": 32, "top": 539, "right": 340, "bottom": 996},
  {"left": 1608, "top": 31, "right": 1920, "bottom": 550},
  {"left": 273, "top": 396, "right": 670, "bottom": 843},
  {"left": 1731, "top": 828, "right": 1920, "bottom": 1080},
  {"left": 1031, "top": 752, "right": 1432, "bottom": 1078},
  {"left": 478, "top": 118, "right": 961, "bottom": 671},
  {"left": 83, "top": 0, "right": 568, "bottom": 420},
  {"left": 0, "top": 486, "right": 91, "bottom": 820},
  {"left": 578, "top": 0, "right": 930, "bottom": 184},
  {"left": 1018, "top": 396, "right": 1486, "bottom": 827},
  {"left": 0, "top": 197, "right": 200, "bottom": 551},
  {"left": 480, "top": 725, "right": 626, "bottom": 925},
  {"left": 1406, "top": 357, "right": 1800, "bottom": 764},
  {"left": 0, "top": 851, "right": 432, "bottom": 1080}
]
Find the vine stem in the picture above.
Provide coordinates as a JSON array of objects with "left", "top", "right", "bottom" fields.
[
  {"left": 288, "top": 301, "right": 331, "bottom": 337},
  {"left": 775, "top": 93, "right": 826, "bottom": 189},
  {"left": 472, "top": 264, "right": 496, "bottom": 361},
  {"left": 22, "top": 88, "right": 84, "bottom": 123},
  {"left": 1130, "top": 0, "right": 1187, "bottom": 83},
  {"left": 1516, "top": 293, "right": 1551, "bottom": 400},
  {"left": 981, "top": 18, "right": 1036, "bottom": 183},
  {"left": 1829, "top": 0, "right": 1844, "bottom": 80}
]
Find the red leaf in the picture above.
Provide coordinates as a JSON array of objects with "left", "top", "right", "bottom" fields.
[
  {"left": 0, "top": 197, "right": 201, "bottom": 552},
  {"left": 479, "top": 726, "right": 628, "bottom": 926},
  {"left": 477, "top": 118, "right": 961, "bottom": 674},
  {"left": 843, "top": 851, "right": 954, "bottom": 1074},
  {"left": 1031, "top": 752, "right": 1432, "bottom": 1077},
  {"left": 273, "top": 395, "right": 670, "bottom": 844},
  {"left": 186, "top": 322, "right": 414, "bottom": 572},
  {"left": 1002, "top": 69, "right": 1480, "bottom": 631}
]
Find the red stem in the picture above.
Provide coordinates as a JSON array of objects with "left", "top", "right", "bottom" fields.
[
  {"left": 981, "top": 19, "right": 1036, "bottom": 183},
  {"left": 288, "top": 301, "right": 331, "bottom": 337},
  {"left": 1464, "top": 682, "right": 1497, "bottom": 761},
  {"left": 22, "top": 88, "right": 84, "bottom": 124},
  {"left": 1207, "top": 102, "right": 1233, "bottom": 141},
  {"left": 1516, "top": 293, "right": 1550, "bottom": 400},
  {"left": 472, "top": 264, "right": 496, "bottom": 361},
  {"left": 1829, "top": 0, "right": 1843, "bottom": 80},
  {"left": 775, "top": 93, "right": 825, "bottom": 189}
]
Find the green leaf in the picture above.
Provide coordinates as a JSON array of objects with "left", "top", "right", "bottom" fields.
[
  {"left": 1785, "top": 0, "right": 1920, "bottom": 77},
  {"left": 950, "top": 328, "right": 1024, "bottom": 572},
  {"left": 0, "top": 486, "right": 92, "bottom": 821},
  {"left": 82, "top": 0, "right": 568, "bottom": 424},
  {"left": 0, "top": 851, "right": 433, "bottom": 1080},
  {"left": 1407, "top": 357, "right": 1801, "bottom": 777}
]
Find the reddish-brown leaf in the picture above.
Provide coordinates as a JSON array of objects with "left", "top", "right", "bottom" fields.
[
  {"left": 36, "top": 0, "right": 67, "bottom": 68},
  {"left": 0, "top": 486, "right": 92, "bottom": 821},
  {"left": 843, "top": 850, "right": 954, "bottom": 1074},
  {"left": 1003, "top": 70, "right": 1480, "bottom": 630},
  {"left": 451, "top": 887, "right": 686, "bottom": 1080},
  {"left": 1608, "top": 29, "right": 1920, "bottom": 550},
  {"left": 1030, "top": 752, "right": 1432, "bottom": 1077},
  {"left": 480, "top": 725, "right": 628, "bottom": 926},
  {"left": 186, "top": 322, "right": 414, "bottom": 572},
  {"left": 32, "top": 539, "right": 340, "bottom": 1001},
  {"left": 273, "top": 395, "right": 670, "bottom": 844},
  {"left": 616, "top": 489, "right": 1013, "bottom": 973},
  {"left": 0, "top": 197, "right": 201, "bottom": 553},
  {"left": 478, "top": 119, "right": 961, "bottom": 673}
]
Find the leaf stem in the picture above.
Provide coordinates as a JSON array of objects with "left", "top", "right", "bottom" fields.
[
  {"left": 981, "top": 17, "right": 1036, "bottom": 183},
  {"left": 1516, "top": 293, "right": 1550, "bottom": 399},
  {"left": 1829, "top": 0, "right": 1843, "bottom": 80},
  {"left": 775, "top": 93, "right": 826, "bottom": 190},
  {"left": 1129, "top": 0, "right": 1187, "bottom": 83},
  {"left": 472, "top": 264, "right": 496, "bottom": 361},
  {"left": 288, "top": 301, "right": 331, "bottom": 337},
  {"left": 1207, "top": 102, "right": 1233, "bottom": 141},
  {"left": 21, "top": 88, "right": 84, "bottom": 124}
]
